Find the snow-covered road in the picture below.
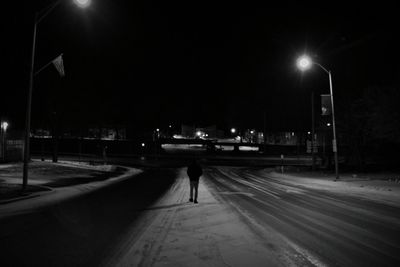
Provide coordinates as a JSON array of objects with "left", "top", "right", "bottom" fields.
[
  {"left": 107, "top": 167, "right": 400, "bottom": 266},
  {"left": 1, "top": 166, "right": 399, "bottom": 266},
  {"left": 204, "top": 167, "right": 400, "bottom": 266}
]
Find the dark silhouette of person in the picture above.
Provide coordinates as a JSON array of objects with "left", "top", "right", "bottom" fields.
[{"left": 187, "top": 159, "right": 203, "bottom": 203}]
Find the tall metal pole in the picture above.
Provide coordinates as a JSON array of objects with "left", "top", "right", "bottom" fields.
[
  {"left": 23, "top": 15, "right": 38, "bottom": 190},
  {"left": 1, "top": 126, "right": 4, "bottom": 161},
  {"left": 263, "top": 110, "right": 266, "bottom": 154},
  {"left": 311, "top": 92, "right": 315, "bottom": 171},
  {"left": 328, "top": 71, "right": 339, "bottom": 180}
]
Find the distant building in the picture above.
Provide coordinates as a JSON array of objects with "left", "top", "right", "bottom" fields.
[
  {"left": 1, "top": 130, "right": 24, "bottom": 162},
  {"left": 87, "top": 125, "right": 127, "bottom": 140},
  {"left": 181, "top": 124, "right": 224, "bottom": 139},
  {"left": 32, "top": 125, "right": 127, "bottom": 140}
]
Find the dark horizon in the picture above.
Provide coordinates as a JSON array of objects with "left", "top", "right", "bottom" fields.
[{"left": 3, "top": 2, "right": 400, "bottom": 133}]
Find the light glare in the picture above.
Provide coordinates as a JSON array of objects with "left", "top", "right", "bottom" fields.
[
  {"left": 297, "top": 55, "right": 312, "bottom": 71},
  {"left": 1, "top": 122, "right": 9, "bottom": 130},
  {"left": 73, "top": 0, "right": 91, "bottom": 8}
]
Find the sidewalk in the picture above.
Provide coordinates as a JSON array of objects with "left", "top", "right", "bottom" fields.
[{"left": 0, "top": 160, "right": 141, "bottom": 218}]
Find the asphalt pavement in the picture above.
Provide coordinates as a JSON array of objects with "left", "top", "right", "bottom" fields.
[{"left": 1, "top": 164, "right": 399, "bottom": 266}]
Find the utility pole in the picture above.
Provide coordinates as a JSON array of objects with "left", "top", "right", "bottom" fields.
[
  {"left": 23, "top": 13, "right": 38, "bottom": 190},
  {"left": 263, "top": 111, "right": 266, "bottom": 154},
  {"left": 328, "top": 71, "right": 339, "bottom": 180},
  {"left": 311, "top": 92, "right": 316, "bottom": 171}
]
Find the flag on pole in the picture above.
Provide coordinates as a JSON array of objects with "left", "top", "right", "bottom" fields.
[{"left": 52, "top": 54, "right": 65, "bottom": 77}]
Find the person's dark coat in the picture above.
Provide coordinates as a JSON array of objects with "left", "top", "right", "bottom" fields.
[{"left": 187, "top": 161, "right": 203, "bottom": 181}]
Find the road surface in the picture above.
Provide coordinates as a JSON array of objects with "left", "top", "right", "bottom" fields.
[
  {"left": 1, "top": 166, "right": 399, "bottom": 266},
  {"left": 203, "top": 166, "right": 400, "bottom": 266}
]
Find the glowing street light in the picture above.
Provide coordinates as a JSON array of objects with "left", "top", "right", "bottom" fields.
[
  {"left": 1, "top": 122, "right": 8, "bottom": 131},
  {"left": 297, "top": 54, "right": 339, "bottom": 180},
  {"left": 1, "top": 121, "right": 9, "bottom": 161},
  {"left": 296, "top": 55, "right": 312, "bottom": 71},
  {"left": 73, "top": 0, "right": 91, "bottom": 8},
  {"left": 231, "top": 128, "right": 236, "bottom": 134},
  {"left": 23, "top": 0, "right": 91, "bottom": 190}
]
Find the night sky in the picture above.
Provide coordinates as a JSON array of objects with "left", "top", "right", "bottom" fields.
[{"left": 4, "top": 1, "right": 400, "bottom": 133}]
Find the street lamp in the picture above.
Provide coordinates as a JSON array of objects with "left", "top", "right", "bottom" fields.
[
  {"left": 1, "top": 122, "right": 8, "bottom": 131},
  {"left": 23, "top": 0, "right": 91, "bottom": 190},
  {"left": 297, "top": 55, "right": 339, "bottom": 180},
  {"left": 1, "top": 121, "right": 9, "bottom": 161},
  {"left": 296, "top": 55, "right": 312, "bottom": 71},
  {"left": 73, "top": 0, "right": 91, "bottom": 8}
]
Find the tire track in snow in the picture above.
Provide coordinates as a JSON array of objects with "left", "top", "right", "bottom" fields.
[{"left": 205, "top": 166, "right": 400, "bottom": 266}]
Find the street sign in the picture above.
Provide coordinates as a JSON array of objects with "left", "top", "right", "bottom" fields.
[{"left": 321, "top": 94, "right": 332, "bottom": 116}]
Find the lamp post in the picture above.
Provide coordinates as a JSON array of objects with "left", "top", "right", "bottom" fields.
[
  {"left": 23, "top": 0, "right": 91, "bottom": 190},
  {"left": 231, "top": 127, "right": 241, "bottom": 141},
  {"left": 297, "top": 55, "right": 339, "bottom": 180},
  {"left": 1, "top": 121, "right": 9, "bottom": 161}
]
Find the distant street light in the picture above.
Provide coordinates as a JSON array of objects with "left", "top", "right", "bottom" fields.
[
  {"left": 23, "top": 0, "right": 91, "bottom": 190},
  {"left": 1, "top": 121, "right": 9, "bottom": 161},
  {"left": 1, "top": 121, "right": 8, "bottom": 131},
  {"left": 297, "top": 55, "right": 339, "bottom": 180},
  {"left": 230, "top": 128, "right": 236, "bottom": 134}
]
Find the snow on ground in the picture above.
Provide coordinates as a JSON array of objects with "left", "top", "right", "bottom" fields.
[
  {"left": 162, "top": 143, "right": 260, "bottom": 152},
  {"left": 0, "top": 161, "right": 142, "bottom": 219},
  {"left": 107, "top": 168, "right": 292, "bottom": 267},
  {"left": 40, "top": 159, "right": 117, "bottom": 172},
  {"left": 162, "top": 144, "right": 205, "bottom": 150},
  {"left": 268, "top": 170, "right": 400, "bottom": 207}
]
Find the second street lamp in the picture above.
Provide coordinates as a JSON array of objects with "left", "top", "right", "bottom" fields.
[
  {"left": 23, "top": 0, "right": 91, "bottom": 190},
  {"left": 297, "top": 55, "right": 339, "bottom": 180},
  {"left": 1, "top": 121, "right": 9, "bottom": 161}
]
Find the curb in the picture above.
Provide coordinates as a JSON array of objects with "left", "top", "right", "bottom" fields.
[{"left": 0, "top": 164, "right": 139, "bottom": 207}]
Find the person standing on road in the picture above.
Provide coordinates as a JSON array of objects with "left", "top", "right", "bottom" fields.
[{"left": 187, "top": 159, "right": 203, "bottom": 204}]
